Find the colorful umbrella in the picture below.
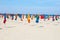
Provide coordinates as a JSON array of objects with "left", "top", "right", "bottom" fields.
[
  {"left": 18, "top": 14, "right": 23, "bottom": 21},
  {"left": 15, "top": 14, "right": 18, "bottom": 20},
  {"left": 3, "top": 14, "right": 6, "bottom": 24},
  {"left": 52, "top": 15, "right": 55, "bottom": 21},
  {"left": 40, "top": 15, "right": 44, "bottom": 19},
  {"left": 10, "top": 14, "right": 14, "bottom": 20},
  {"left": 35, "top": 15, "right": 39, "bottom": 23},
  {"left": 27, "top": 14, "right": 30, "bottom": 23},
  {"left": 55, "top": 15, "right": 58, "bottom": 21}
]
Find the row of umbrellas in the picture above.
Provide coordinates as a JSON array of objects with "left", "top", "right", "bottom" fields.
[{"left": 0, "top": 14, "right": 60, "bottom": 24}]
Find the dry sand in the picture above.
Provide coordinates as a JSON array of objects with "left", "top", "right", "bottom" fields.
[{"left": 0, "top": 16, "right": 60, "bottom": 40}]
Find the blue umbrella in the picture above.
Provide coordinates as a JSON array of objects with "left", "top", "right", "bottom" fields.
[
  {"left": 3, "top": 14, "right": 6, "bottom": 20},
  {"left": 44, "top": 15, "right": 48, "bottom": 19},
  {"left": 35, "top": 15, "right": 39, "bottom": 23},
  {"left": 44, "top": 15, "right": 49, "bottom": 21},
  {"left": 18, "top": 14, "right": 23, "bottom": 21},
  {"left": 18, "top": 14, "right": 22, "bottom": 19}
]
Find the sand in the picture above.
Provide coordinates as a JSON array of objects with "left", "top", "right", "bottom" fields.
[{"left": 0, "top": 16, "right": 60, "bottom": 40}]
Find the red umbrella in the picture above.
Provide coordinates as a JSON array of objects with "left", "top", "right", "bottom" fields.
[
  {"left": 3, "top": 14, "right": 6, "bottom": 24},
  {"left": 40, "top": 15, "right": 44, "bottom": 19},
  {"left": 3, "top": 19, "right": 6, "bottom": 24}
]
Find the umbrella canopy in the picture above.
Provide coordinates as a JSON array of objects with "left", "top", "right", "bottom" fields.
[
  {"left": 27, "top": 14, "right": 31, "bottom": 23},
  {"left": 3, "top": 14, "right": 7, "bottom": 24},
  {"left": 10, "top": 14, "right": 14, "bottom": 20},
  {"left": 35, "top": 15, "right": 39, "bottom": 23}
]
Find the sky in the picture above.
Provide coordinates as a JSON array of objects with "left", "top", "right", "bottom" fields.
[{"left": 0, "top": 0, "right": 60, "bottom": 14}]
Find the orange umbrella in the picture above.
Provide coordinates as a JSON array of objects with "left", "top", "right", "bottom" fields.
[{"left": 27, "top": 14, "right": 30, "bottom": 23}]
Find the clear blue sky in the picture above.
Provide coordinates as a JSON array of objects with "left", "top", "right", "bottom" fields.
[{"left": 0, "top": 0, "right": 60, "bottom": 14}]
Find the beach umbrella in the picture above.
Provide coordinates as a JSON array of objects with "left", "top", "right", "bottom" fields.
[
  {"left": 52, "top": 15, "right": 55, "bottom": 21},
  {"left": 58, "top": 15, "right": 60, "bottom": 19},
  {"left": 3, "top": 14, "right": 6, "bottom": 24},
  {"left": 22, "top": 14, "right": 24, "bottom": 19},
  {"left": 0, "top": 14, "right": 2, "bottom": 18},
  {"left": 6, "top": 14, "right": 9, "bottom": 19},
  {"left": 44, "top": 15, "right": 48, "bottom": 19},
  {"left": 35, "top": 15, "right": 39, "bottom": 23},
  {"left": 26, "top": 14, "right": 28, "bottom": 18},
  {"left": 18, "top": 14, "right": 23, "bottom": 21},
  {"left": 0, "top": 14, "right": 3, "bottom": 18},
  {"left": 40, "top": 15, "right": 44, "bottom": 19},
  {"left": 18, "top": 14, "right": 22, "bottom": 18},
  {"left": 44, "top": 15, "right": 49, "bottom": 21},
  {"left": 48, "top": 15, "right": 50, "bottom": 20},
  {"left": 0, "top": 14, "right": 1, "bottom": 18},
  {"left": 10, "top": 14, "right": 14, "bottom": 20},
  {"left": 55, "top": 15, "right": 58, "bottom": 21},
  {"left": 15, "top": 14, "right": 18, "bottom": 20},
  {"left": 2, "top": 15, "right": 3, "bottom": 18},
  {"left": 27, "top": 14, "right": 30, "bottom": 23},
  {"left": 31, "top": 15, "right": 34, "bottom": 20},
  {"left": 30, "top": 14, "right": 33, "bottom": 20},
  {"left": 40, "top": 15, "right": 45, "bottom": 21}
]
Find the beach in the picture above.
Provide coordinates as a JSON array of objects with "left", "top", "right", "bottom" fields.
[{"left": 0, "top": 16, "right": 60, "bottom": 40}]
